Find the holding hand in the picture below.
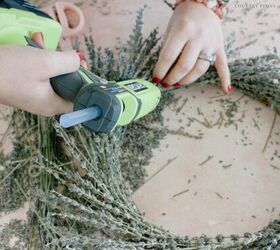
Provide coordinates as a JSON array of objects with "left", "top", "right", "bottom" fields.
[
  {"left": 153, "top": 1, "right": 231, "bottom": 93},
  {"left": 0, "top": 34, "right": 80, "bottom": 116}
]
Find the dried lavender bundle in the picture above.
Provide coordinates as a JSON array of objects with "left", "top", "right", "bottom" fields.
[
  {"left": 0, "top": 8, "right": 280, "bottom": 250},
  {"left": 200, "top": 54, "right": 280, "bottom": 114}
]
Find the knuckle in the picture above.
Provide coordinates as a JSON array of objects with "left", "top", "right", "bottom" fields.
[
  {"left": 160, "top": 53, "right": 173, "bottom": 65},
  {"left": 197, "top": 64, "right": 208, "bottom": 75},
  {"left": 42, "top": 108, "right": 56, "bottom": 117},
  {"left": 217, "top": 60, "right": 228, "bottom": 68},
  {"left": 177, "top": 19, "right": 194, "bottom": 33},
  {"left": 42, "top": 54, "right": 56, "bottom": 73},
  {"left": 177, "top": 61, "right": 193, "bottom": 72},
  {"left": 198, "top": 28, "right": 208, "bottom": 38}
]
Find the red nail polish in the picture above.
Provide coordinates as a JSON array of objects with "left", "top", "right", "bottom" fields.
[
  {"left": 173, "top": 83, "right": 181, "bottom": 89},
  {"left": 152, "top": 77, "right": 161, "bottom": 84},
  {"left": 76, "top": 51, "right": 84, "bottom": 61},
  {"left": 161, "top": 82, "right": 170, "bottom": 89},
  {"left": 227, "top": 85, "right": 232, "bottom": 94}
]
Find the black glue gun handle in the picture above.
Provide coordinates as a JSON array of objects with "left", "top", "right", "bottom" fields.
[{"left": 50, "top": 69, "right": 86, "bottom": 103}]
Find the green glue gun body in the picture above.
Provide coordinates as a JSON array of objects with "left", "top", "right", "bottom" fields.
[{"left": 0, "top": 0, "right": 161, "bottom": 133}]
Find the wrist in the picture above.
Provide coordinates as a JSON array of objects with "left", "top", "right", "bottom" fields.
[{"left": 176, "top": 0, "right": 228, "bottom": 20}]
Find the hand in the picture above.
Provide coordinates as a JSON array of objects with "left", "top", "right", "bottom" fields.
[
  {"left": 153, "top": 1, "right": 231, "bottom": 93},
  {"left": 0, "top": 35, "right": 80, "bottom": 116}
]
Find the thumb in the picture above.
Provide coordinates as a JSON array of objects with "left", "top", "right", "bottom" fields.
[
  {"left": 32, "top": 32, "right": 80, "bottom": 77},
  {"left": 29, "top": 32, "right": 80, "bottom": 78},
  {"left": 47, "top": 50, "right": 81, "bottom": 78},
  {"left": 42, "top": 50, "right": 81, "bottom": 78}
]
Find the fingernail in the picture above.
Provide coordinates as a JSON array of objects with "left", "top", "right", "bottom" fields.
[
  {"left": 161, "top": 82, "right": 170, "bottom": 89},
  {"left": 152, "top": 77, "right": 161, "bottom": 84},
  {"left": 32, "top": 32, "right": 45, "bottom": 48},
  {"left": 38, "top": 32, "right": 44, "bottom": 42},
  {"left": 173, "top": 83, "right": 181, "bottom": 89},
  {"left": 227, "top": 84, "right": 233, "bottom": 94},
  {"left": 76, "top": 50, "right": 84, "bottom": 61}
]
